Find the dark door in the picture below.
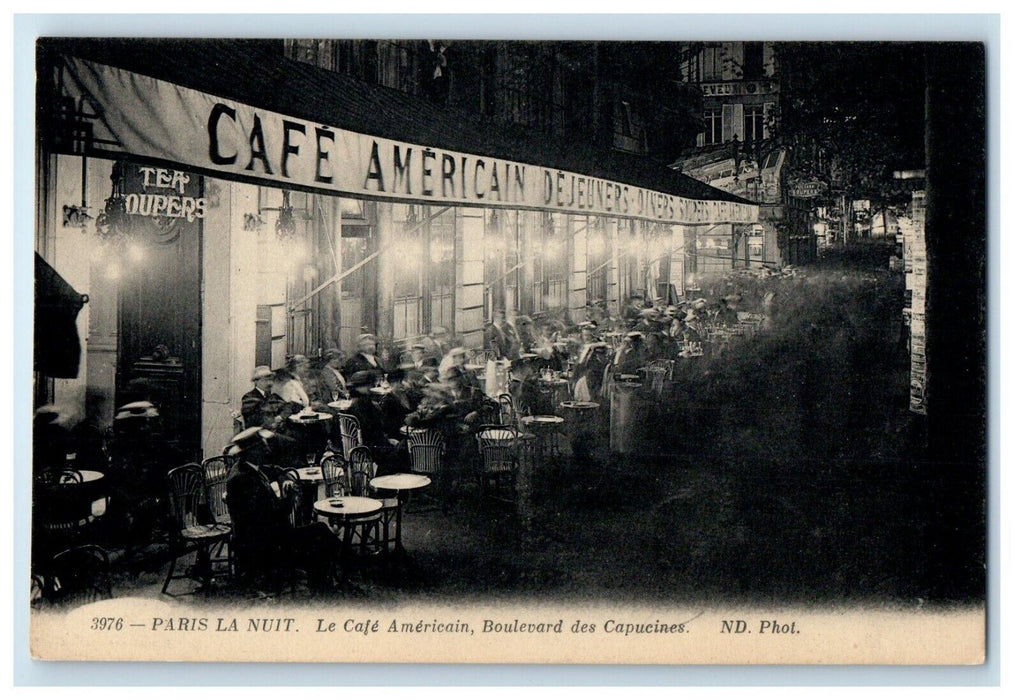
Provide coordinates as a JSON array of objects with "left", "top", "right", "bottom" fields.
[{"left": 115, "top": 162, "right": 202, "bottom": 461}]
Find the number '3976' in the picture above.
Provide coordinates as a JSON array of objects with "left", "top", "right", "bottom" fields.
[{"left": 90, "top": 617, "right": 123, "bottom": 631}]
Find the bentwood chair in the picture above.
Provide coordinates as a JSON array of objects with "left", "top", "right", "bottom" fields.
[
  {"left": 497, "top": 393, "right": 517, "bottom": 428},
  {"left": 162, "top": 464, "right": 232, "bottom": 595},
  {"left": 335, "top": 413, "right": 363, "bottom": 462},
  {"left": 280, "top": 468, "right": 309, "bottom": 528},
  {"left": 346, "top": 446, "right": 391, "bottom": 556},
  {"left": 43, "top": 544, "right": 113, "bottom": 608},
  {"left": 320, "top": 454, "right": 350, "bottom": 498}
]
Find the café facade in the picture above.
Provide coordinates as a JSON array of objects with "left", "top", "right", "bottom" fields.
[{"left": 35, "top": 39, "right": 758, "bottom": 460}]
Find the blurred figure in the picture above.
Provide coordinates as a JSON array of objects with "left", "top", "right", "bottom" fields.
[
  {"left": 318, "top": 349, "right": 349, "bottom": 403},
  {"left": 346, "top": 370, "right": 401, "bottom": 472},
  {"left": 273, "top": 355, "right": 311, "bottom": 414},
  {"left": 343, "top": 334, "right": 382, "bottom": 378},
  {"left": 381, "top": 367, "right": 424, "bottom": 440},
  {"left": 612, "top": 331, "right": 646, "bottom": 376}
]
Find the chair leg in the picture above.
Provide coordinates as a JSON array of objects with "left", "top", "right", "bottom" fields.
[{"left": 161, "top": 554, "right": 177, "bottom": 595}]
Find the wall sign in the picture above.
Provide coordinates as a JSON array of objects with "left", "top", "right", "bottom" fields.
[{"left": 61, "top": 55, "right": 758, "bottom": 227}]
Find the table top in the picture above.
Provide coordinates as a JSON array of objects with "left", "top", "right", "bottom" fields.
[
  {"left": 79, "top": 470, "right": 104, "bottom": 483},
  {"left": 370, "top": 473, "right": 431, "bottom": 491},
  {"left": 369, "top": 386, "right": 392, "bottom": 397},
  {"left": 400, "top": 425, "right": 429, "bottom": 436},
  {"left": 560, "top": 401, "right": 600, "bottom": 410},
  {"left": 313, "top": 496, "right": 382, "bottom": 517},
  {"left": 539, "top": 377, "right": 570, "bottom": 385},
  {"left": 296, "top": 466, "right": 324, "bottom": 482},
  {"left": 289, "top": 411, "right": 333, "bottom": 424},
  {"left": 520, "top": 415, "right": 564, "bottom": 425},
  {"left": 327, "top": 399, "right": 354, "bottom": 411}
]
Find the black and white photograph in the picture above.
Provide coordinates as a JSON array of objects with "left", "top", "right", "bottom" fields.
[{"left": 23, "top": 23, "right": 991, "bottom": 666}]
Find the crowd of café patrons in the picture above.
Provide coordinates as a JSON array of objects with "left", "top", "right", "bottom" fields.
[{"left": 238, "top": 291, "right": 758, "bottom": 477}]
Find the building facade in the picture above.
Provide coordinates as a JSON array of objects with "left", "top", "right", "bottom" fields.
[
  {"left": 671, "top": 41, "right": 816, "bottom": 275},
  {"left": 35, "top": 39, "right": 755, "bottom": 460}
]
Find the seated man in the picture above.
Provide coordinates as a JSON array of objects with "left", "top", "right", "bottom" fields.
[
  {"left": 241, "top": 365, "right": 281, "bottom": 430},
  {"left": 224, "top": 427, "right": 338, "bottom": 592}
]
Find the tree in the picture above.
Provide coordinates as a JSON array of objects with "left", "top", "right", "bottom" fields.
[{"left": 776, "top": 43, "right": 927, "bottom": 242}]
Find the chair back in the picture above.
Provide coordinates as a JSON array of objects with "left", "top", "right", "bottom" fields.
[
  {"left": 279, "top": 468, "right": 307, "bottom": 527},
  {"left": 320, "top": 454, "right": 350, "bottom": 498},
  {"left": 201, "top": 455, "right": 235, "bottom": 525},
  {"left": 476, "top": 425, "right": 519, "bottom": 474},
  {"left": 335, "top": 413, "right": 362, "bottom": 461},
  {"left": 165, "top": 464, "right": 208, "bottom": 534},
  {"left": 46, "top": 544, "right": 112, "bottom": 607},
  {"left": 497, "top": 393, "right": 517, "bottom": 427},
  {"left": 407, "top": 429, "right": 444, "bottom": 476},
  {"left": 347, "top": 446, "right": 378, "bottom": 497}
]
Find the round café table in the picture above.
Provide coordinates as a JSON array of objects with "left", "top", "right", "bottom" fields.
[
  {"left": 313, "top": 496, "right": 383, "bottom": 581},
  {"left": 369, "top": 473, "right": 431, "bottom": 556},
  {"left": 327, "top": 399, "right": 354, "bottom": 412}
]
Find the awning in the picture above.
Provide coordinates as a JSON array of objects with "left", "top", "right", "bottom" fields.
[
  {"left": 35, "top": 253, "right": 89, "bottom": 379},
  {"left": 42, "top": 38, "right": 757, "bottom": 226}
]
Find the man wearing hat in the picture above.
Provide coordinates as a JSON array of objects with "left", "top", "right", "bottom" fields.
[
  {"left": 343, "top": 334, "right": 383, "bottom": 379},
  {"left": 318, "top": 349, "right": 349, "bottom": 403},
  {"left": 241, "top": 366, "right": 282, "bottom": 430},
  {"left": 224, "top": 427, "right": 338, "bottom": 592}
]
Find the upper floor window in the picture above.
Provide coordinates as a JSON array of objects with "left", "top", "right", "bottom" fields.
[
  {"left": 743, "top": 42, "right": 765, "bottom": 80},
  {"left": 704, "top": 108, "right": 724, "bottom": 145}
]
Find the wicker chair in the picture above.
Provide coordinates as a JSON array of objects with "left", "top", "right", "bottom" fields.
[
  {"left": 162, "top": 464, "right": 232, "bottom": 595},
  {"left": 347, "top": 446, "right": 395, "bottom": 556},
  {"left": 475, "top": 425, "right": 520, "bottom": 501}
]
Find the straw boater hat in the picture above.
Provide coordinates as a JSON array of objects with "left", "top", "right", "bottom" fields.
[
  {"left": 114, "top": 400, "right": 159, "bottom": 421},
  {"left": 356, "top": 333, "right": 377, "bottom": 344},
  {"left": 694, "top": 298, "right": 708, "bottom": 310},
  {"left": 639, "top": 307, "right": 659, "bottom": 319},
  {"left": 626, "top": 331, "right": 643, "bottom": 339},
  {"left": 251, "top": 365, "right": 273, "bottom": 381},
  {"left": 226, "top": 426, "right": 275, "bottom": 457}
]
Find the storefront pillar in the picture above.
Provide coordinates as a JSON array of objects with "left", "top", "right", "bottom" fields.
[{"left": 376, "top": 201, "right": 396, "bottom": 346}]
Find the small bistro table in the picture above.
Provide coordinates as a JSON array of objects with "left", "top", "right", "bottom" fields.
[{"left": 369, "top": 473, "right": 431, "bottom": 556}]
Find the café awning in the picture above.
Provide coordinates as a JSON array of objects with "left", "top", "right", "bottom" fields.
[
  {"left": 35, "top": 253, "right": 89, "bottom": 379},
  {"left": 42, "top": 38, "right": 757, "bottom": 226}
]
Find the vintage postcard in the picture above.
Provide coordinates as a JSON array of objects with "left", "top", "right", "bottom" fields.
[{"left": 27, "top": 32, "right": 989, "bottom": 665}]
